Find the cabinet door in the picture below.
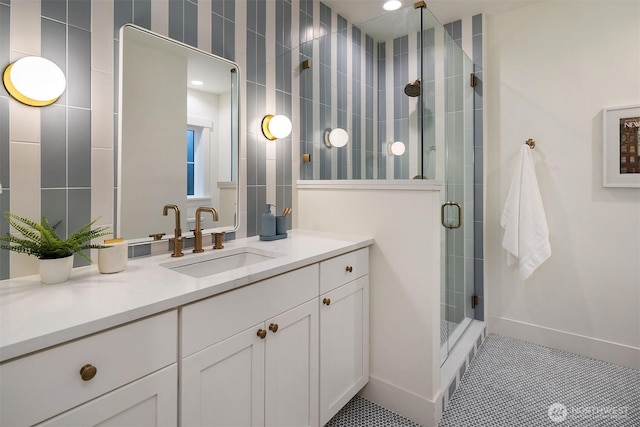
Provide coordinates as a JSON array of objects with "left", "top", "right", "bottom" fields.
[
  {"left": 264, "top": 299, "right": 319, "bottom": 427},
  {"left": 320, "top": 276, "right": 369, "bottom": 425},
  {"left": 181, "top": 325, "right": 265, "bottom": 427},
  {"left": 38, "top": 364, "right": 177, "bottom": 427}
]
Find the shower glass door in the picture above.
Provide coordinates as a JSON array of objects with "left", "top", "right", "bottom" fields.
[{"left": 438, "top": 20, "right": 476, "bottom": 364}]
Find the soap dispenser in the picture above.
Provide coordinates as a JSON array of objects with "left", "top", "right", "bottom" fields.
[{"left": 260, "top": 204, "right": 276, "bottom": 239}]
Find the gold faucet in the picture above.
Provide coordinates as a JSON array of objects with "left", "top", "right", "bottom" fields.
[
  {"left": 193, "top": 207, "right": 219, "bottom": 253},
  {"left": 163, "top": 204, "right": 184, "bottom": 257}
]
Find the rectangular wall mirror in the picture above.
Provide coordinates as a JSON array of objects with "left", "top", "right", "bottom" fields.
[{"left": 118, "top": 24, "right": 239, "bottom": 243}]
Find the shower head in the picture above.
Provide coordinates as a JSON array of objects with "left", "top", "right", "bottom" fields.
[{"left": 404, "top": 79, "right": 421, "bottom": 97}]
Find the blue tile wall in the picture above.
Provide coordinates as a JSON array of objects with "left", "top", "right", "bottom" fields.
[
  {"left": 114, "top": 0, "right": 133, "bottom": 39},
  {"left": 377, "top": 41, "right": 386, "bottom": 179},
  {"left": 352, "top": 26, "right": 362, "bottom": 179},
  {"left": 246, "top": 0, "right": 267, "bottom": 236},
  {"left": 68, "top": 26, "right": 91, "bottom": 109},
  {"left": 133, "top": 0, "right": 151, "bottom": 29},
  {"left": 42, "top": 0, "right": 66, "bottom": 23},
  {"left": 184, "top": 0, "right": 198, "bottom": 47},
  {"left": 68, "top": 107, "right": 91, "bottom": 188},
  {"left": 41, "top": 105, "right": 67, "bottom": 188},
  {"left": 299, "top": 2, "right": 313, "bottom": 181},
  {"left": 365, "top": 35, "right": 374, "bottom": 179},
  {"left": 393, "top": 35, "right": 409, "bottom": 179},
  {"left": 0, "top": 92, "right": 7, "bottom": 279},
  {"left": 41, "top": 189, "right": 68, "bottom": 238},
  {"left": 276, "top": 0, "right": 293, "bottom": 230},
  {"left": 69, "top": 0, "right": 91, "bottom": 31},
  {"left": 336, "top": 15, "right": 348, "bottom": 179},
  {"left": 69, "top": 189, "right": 91, "bottom": 267},
  {"left": 319, "top": 2, "right": 331, "bottom": 180},
  {"left": 168, "top": 0, "right": 184, "bottom": 42},
  {"left": 0, "top": 190, "right": 8, "bottom": 279}
]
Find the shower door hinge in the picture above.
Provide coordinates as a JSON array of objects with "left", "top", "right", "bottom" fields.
[
  {"left": 471, "top": 294, "right": 479, "bottom": 309},
  {"left": 470, "top": 73, "right": 479, "bottom": 88},
  {"left": 414, "top": 1, "right": 427, "bottom": 9}
]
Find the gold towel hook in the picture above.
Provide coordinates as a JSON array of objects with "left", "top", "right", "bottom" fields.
[{"left": 525, "top": 138, "right": 536, "bottom": 149}]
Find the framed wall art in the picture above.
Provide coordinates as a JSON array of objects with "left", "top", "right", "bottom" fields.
[{"left": 603, "top": 105, "right": 640, "bottom": 187}]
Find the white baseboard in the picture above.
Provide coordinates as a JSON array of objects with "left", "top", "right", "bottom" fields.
[
  {"left": 488, "top": 316, "right": 640, "bottom": 370},
  {"left": 359, "top": 375, "right": 438, "bottom": 427}
]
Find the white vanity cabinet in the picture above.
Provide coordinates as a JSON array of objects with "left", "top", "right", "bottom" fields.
[
  {"left": 180, "top": 265, "right": 320, "bottom": 427},
  {"left": 0, "top": 310, "right": 178, "bottom": 426},
  {"left": 319, "top": 248, "right": 370, "bottom": 425}
]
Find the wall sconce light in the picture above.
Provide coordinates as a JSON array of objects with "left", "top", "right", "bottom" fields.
[
  {"left": 324, "top": 128, "right": 349, "bottom": 148},
  {"left": 388, "top": 141, "right": 406, "bottom": 156},
  {"left": 262, "top": 114, "right": 292, "bottom": 140},
  {"left": 3, "top": 56, "right": 66, "bottom": 106}
]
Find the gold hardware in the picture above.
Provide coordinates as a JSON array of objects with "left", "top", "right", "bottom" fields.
[
  {"left": 80, "top": 364, "right": 97, "bottom": 381},
  {"left": 302, "top": 59, "right": 311, "bottom": 70},
  {"left": 269, "top": 323, "right": 279, "bottom": 333},
  {"left": 323, "top": 298, "right": 331, "bottom": 306},
  {"left": 441, "top": 202, "right": 462, "bottom": 229},
  {"left": 148, "top": 233, "right": 165, "bottom": 241},
  {"left": 414, "top": 1, "right": 427, "bottom": 9},
  {"left": 163, "top": 204, "right": 184, "bottom": 257},
  {"left": 470, "top": 73, "right": 478, "bottom": 88},
  {"left": 193, "top": 207, "right": 219, "bottom": 253},
  {"left": 257, "top": 329, "right": 267, "bottom": 339},
  {"left": 213, "top": 232, "right": 225, "bottom": 250},
  {"left": 525, "top": 138, "right": 536, "bottom": 149},
  {"left": 346, "top": 266, "right": 353, "bottom": 273},
  {"left": 302, "top": 153, "right": 311, "bottom": 163}
]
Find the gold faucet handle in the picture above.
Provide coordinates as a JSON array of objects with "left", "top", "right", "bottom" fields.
[
  {"left": 148, "top": 233, "right": 166, "bottom": 241},
  {"left": 212, "top": 232, "right": 225, "bottom": 250}
]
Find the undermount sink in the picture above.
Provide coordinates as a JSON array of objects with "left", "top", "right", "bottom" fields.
[{"left": 161, "top": 247, "right": 282, "bottom": 278}]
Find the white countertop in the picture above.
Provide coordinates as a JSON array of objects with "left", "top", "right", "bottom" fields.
[{"left": 0, "top": 230, "right": 373, "bottom": 362}]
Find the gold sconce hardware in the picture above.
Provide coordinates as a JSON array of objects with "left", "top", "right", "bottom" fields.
[
  {"left": 323, "top": 298, "right": 331, "bottom": 306},
  {"left": 269, "top": 323, "right": 279, "bottom": 333},
  {"left": 345, "top": 266, "right": 353, "bottom": 273},
  {"left": 80, "top": 364, "right": 97, "bottom": 381},
  {"left": 525, "top": 138, "right": 536, "bottom": 149},
  {"left": 414, "top": 1, "right": 427, "bottom": 9},
  {"left": 302, "top": 59, "right": 311, "bottom": 70},
  {"left": 262, "top": 114, "right": 292, "bottom": 141},
  {"left": 302, "top": 153, "right": 311, "bottom": 163},
  {"left": 257, "top": 329, "right": 267, "bottom": 339},
  {"left": 213, "top": 232, "right": 225, "bottom": 250},
  {"left": 148, "top": 233, "right": 165, "bottom": 241}
]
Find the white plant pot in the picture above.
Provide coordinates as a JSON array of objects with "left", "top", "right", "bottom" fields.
[{"left": 39, "top": 255, "right": 74, "bottom": 285}]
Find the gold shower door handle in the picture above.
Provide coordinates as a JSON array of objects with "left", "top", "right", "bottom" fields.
[{"left": 441, "top": 202, "right": 462, "bottom": 229}]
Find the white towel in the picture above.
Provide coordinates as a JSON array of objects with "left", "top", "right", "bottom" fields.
[{"left": 500, "top": 145, "right": 551, "bottom": 281}]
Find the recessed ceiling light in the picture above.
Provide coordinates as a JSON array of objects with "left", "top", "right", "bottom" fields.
[
  {"left": 383, "top": 0, "right": 402, "bottom": 11},
  {"left": 191, "top": 80, "right": 204, "bottom": 86}
]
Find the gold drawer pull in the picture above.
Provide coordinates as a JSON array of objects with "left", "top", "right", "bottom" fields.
[
  {"left": 269, "top": 323, "right": 279, "bottom": 333},
  {"left": 80, "top": 364, "right": 97, "bottom": 381},
  {"left": 323, "top": 298, "right": 331, "bottom": 306},
  {"left": 346, "top": 266, "right": 353, "bottom": 273},
  {"left": 257, "top": 329, "right": 267, "bottom": 339}
]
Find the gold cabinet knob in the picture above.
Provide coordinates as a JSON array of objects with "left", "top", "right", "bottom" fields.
[
  {"left": 346, "top": 266, "right": 353, "bottom": 273},
  {"left": 323, "top": 298, "right": 331, "bottom": 306},
  {"left": 257, "top": 329, "right": 267, "bottom": 339},
  {"left": 80, "top": 364, "right": 97, "bottom": 381},
  {"left": 269, "top": 323, "right": 279, "bottom": 333}
]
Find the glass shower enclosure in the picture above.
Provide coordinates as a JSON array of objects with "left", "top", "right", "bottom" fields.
[{"left": 293, "top": 3, "right": 480, "bottom": 365}]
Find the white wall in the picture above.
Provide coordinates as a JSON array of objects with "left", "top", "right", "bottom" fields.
[
  {"left": 485, "top": 1, "right": 640, "bottom": 369},
  {"left": 298, "top": 181, "right": 443, "bottom": 427}
]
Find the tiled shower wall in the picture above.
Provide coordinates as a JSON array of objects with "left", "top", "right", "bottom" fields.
[{"left": 0, "top": 1, "right": 482, "bottom": 281}]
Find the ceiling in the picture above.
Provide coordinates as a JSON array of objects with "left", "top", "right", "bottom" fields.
[{"left": 320, "top": 0, "right": 536, "bottom": 27}]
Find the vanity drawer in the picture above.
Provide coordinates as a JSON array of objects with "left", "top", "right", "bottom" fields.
[
  {"left": 0, "top": 310, "right": 178, "bottom": 427},
  {"left": 320, "top": 248, "right": 369, "bottom": 294},
  {"left": 181, "top": 264, "right": 319, "bottom": 357}
]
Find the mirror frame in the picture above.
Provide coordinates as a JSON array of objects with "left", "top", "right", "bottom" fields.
[{"left": 116, "top": 24, "right": 241, "bottom": 244}]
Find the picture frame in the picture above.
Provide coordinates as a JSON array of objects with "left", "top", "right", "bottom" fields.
[{"left": 603, "top": 104, "right": 640, "bottom": 188}]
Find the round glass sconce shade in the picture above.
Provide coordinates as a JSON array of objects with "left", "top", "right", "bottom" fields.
[
  {"left": 389, "top": 141, "right": 406, "bottom": 156},
  {"left": 3, "top": 57, "right": 66, "bottom": 106},
  {"left": 328, "top": 128, "right": 349, "bottom": 147},
  {"left": 262, "top": 114, "right": 292, "bottom": 140}
]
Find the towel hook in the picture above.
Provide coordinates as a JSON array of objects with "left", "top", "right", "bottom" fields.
[{"left": 525, "top": 138, "right": 535, "bottom": 149}]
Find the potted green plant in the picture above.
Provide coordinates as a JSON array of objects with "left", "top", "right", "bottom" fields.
[{"left": 0, "top": 212, "right": 111, "bottom": 284}]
